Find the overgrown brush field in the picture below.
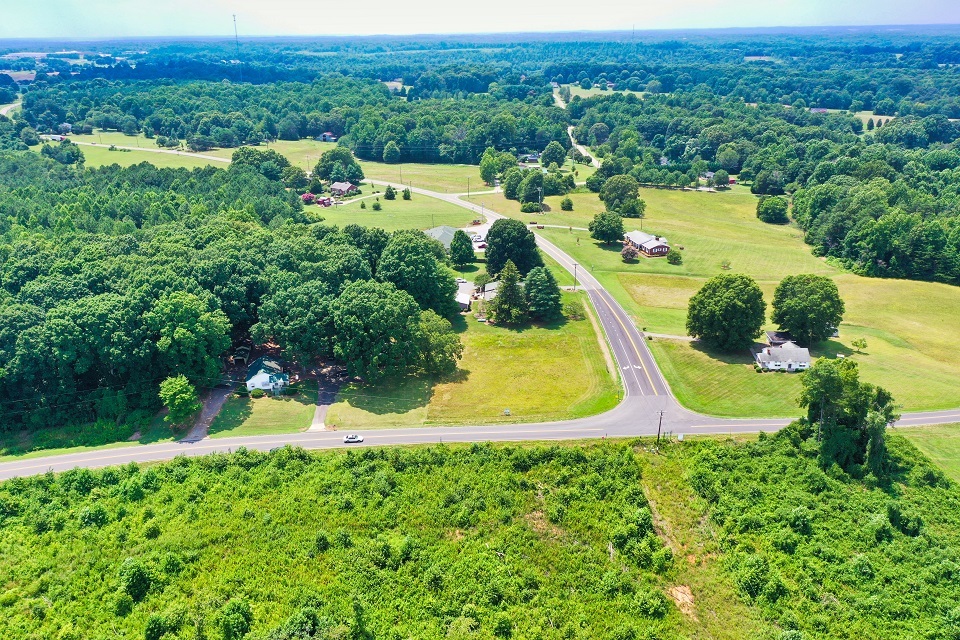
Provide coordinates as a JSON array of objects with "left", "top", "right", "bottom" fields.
[{"left": 1, "top": 436, "right": 958, "bottom": 639}]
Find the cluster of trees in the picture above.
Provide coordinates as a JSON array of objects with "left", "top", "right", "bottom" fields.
[
  {"left": 686, "top": 273, "right": 844, "bottom": 351},
  {"left": 19, "top": 77, "right": 568, "bottom": 164},
  {"left": 0, "top": 152, "right": 464, "bottom": 434}
]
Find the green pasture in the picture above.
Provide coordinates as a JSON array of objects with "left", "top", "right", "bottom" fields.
[{"left": 308, "top": 192, "right": 477, "bottom": 231}]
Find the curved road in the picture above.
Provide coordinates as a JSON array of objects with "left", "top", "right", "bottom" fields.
[{"left": 1, "top": 156, "right": 955, "bottom": 479}]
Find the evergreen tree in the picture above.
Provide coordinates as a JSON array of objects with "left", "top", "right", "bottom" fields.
[
  {"left": 490, "top": 260, "right": 527, "bottom": 325},
  {"left": 450, "top": 230, "right": 475, "bottom": 267},
  {"left": 525, "top": 266, "right": 562, "bottom": 322},
  {"left": 384, "top": 185, "right": 396, "bottom": 200}
]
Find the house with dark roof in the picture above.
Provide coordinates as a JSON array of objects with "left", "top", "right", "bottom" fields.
[
  {"left": 245, "top": 356, "right": 289, "bottom": 393},
  {"left": 624, "top": 230, "right": 670, "bottom": 257},
  {"left": 320, "top": 132, "right": 337, "bottom": 142},
  {"left": 765, "top": 331, "right": 794, "bottom": 347},
  {"left": 755, "top": 342, "right": 811, "bottom": 372}
]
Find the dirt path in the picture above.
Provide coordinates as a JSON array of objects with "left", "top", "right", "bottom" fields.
[{"left": 181, "top": 386, "right": 234, "bottom": 442}]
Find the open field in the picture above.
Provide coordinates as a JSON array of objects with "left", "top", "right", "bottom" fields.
[
  {"left": 471, "top": 187, "right": 960, "bottom": 415},
  {"left": 899, "top": 423, "right": 960, "bottom": 482},
  {"left": 558, "top": 84, "right": 646, "bottom": 100},
  {"left": 326, "top": 292, "right": 620, "bottom": 429},
  {"left": 309, "top": 192, "right": 478, "bottom": 231},
  {"left": 359, "top": 160, "right": 483, "bottom": 193},
  {"left": 208, "top": 384, "right": 318, "bottom": 438},
  {"left": 72, "top": 144, "right": 222, "bottom": 169}
]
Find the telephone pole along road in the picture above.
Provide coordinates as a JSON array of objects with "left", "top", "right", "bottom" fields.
[{"left": 2, "top": 177, "right": 955, "bottom": 480}]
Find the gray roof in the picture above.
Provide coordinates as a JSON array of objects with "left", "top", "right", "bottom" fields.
[
  {"left": 755, "top": 342, "right": 811, "bottom": 365},
  {"left": 424, "top": 225, "right": 459, "bottom": 249},
  {"left": 330, "top": 181, "right": 354, "bottom": 191},
  {"left": 624, "top": 230, "right": 669, "bottom": 251}
]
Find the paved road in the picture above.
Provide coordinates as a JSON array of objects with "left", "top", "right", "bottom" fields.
[
  {"left": 0, "top": 101, "right": 20, "bottom": 117},
  {"left": 1, "top": 152, "right": 954, "bottom": 480},
  {"left": 67, "top": 139, "right": 229, "bottom": 163}
]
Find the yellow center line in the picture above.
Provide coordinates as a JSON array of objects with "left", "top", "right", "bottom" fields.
[{"left": 595, "top": 292, "right": 658, "bottom": 395}]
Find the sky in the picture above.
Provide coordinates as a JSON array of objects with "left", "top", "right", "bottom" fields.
[{"left": 3, "top": 0, "right": 960, "bottom": 39}]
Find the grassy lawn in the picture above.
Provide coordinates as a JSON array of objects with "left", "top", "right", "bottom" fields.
[
  {"left": 71, "top": 143, "right": 224, "bottom": 169},
  {"left": 208, "top": 384, "right": 318, "bottom": 438},
  {"left": 308, "top": 192, "right": 478, "bottom": 231},
  {"left": 559, "top": 84, "right": 646, "bottom": 100},
  {"left": 472, "top": 186, "right": 960, "bottom": 415},
  {"left": 358, "top": 160, "right": 482, "bottom": 193},
  {"left": 899, "top": 423, "right": 960, "bottom": 483},
  {"left": 326, "top": 292, "right": 620, "bottom": 429}
]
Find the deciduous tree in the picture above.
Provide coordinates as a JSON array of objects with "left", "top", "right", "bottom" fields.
[
  {"left": 686, "top": 274, "right": 765, "bottom": 351},
  {"left": 771, "top": 274, "right": 845, "bottom": 346},
  {"left": 589, "top": 211, "right": 625, "bottom": 245},
  {"left": 485, "top": 219, "right": 543, "bottom": 276}
]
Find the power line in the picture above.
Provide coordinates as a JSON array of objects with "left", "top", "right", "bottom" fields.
[{"left": 232, "top": 14, "right": 243, "bottom": 84}]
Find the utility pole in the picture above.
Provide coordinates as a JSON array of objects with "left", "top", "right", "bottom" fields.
[
  {"left": 467, "top": 176, "right": 470, "bottom": 198},
  {"left": 656, "top": 410, "right": 664, "bottom": 444},
  {"left": 573, "top": 263, "right": 578, "bottom": 291},
  {"left": 233, "top": 15, "right": 243, "bottom": 83},
  {"left": 537, "top": 186, "right": 543, "bottom": 212}
]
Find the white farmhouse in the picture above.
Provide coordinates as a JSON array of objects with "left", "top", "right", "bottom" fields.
[
  {"left": 755, "top": 341, "right": 811, "bottom": 372},
  {"left": 245, "top": 356, "right": 289, "bottom": 393}
]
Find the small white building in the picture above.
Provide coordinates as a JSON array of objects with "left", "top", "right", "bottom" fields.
[
  {"left": 245, "top": 356, "right": 289, "bottom": 393},
  {"left": 755, "top": 341, "right": 811, "bottom": 372}
]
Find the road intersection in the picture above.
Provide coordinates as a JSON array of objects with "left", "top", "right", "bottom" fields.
[{"left": 1, "top": 153, "right": 954, "bottom": 480}]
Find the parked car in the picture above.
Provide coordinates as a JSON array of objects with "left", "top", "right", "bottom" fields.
[
  {"left": 456, "top": 277, "right": 467, "bottom": 284},
  {"left": 343, "top": 434, "right": 364, "bottom": 443},
  {"left": 477, "top": 242, "right": 487, "bottom": 249}
]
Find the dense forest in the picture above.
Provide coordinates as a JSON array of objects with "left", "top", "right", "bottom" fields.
[
  {"left": 16, "top": 77, "right": 565, "bottom": 163},
  {"left": 0, "top": 152, "right": 465, "bottom": 433}
]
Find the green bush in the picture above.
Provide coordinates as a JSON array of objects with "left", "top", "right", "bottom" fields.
[
  {"left": 118, "top": 558, "right": 152, "bottom": 602},
  {"left": 250, "top": 388, "right": 265, "bottom": 399},
  {"left": 633, "top": 587, "right": 669, "bottom": 618},
  {"left": 519, "top": 201, "right": 541, "bottom": 213},
  {"left": 372, "top": 201, "right": 382, "bottom": 211},
  {"left": 666, "top": 248, "right": 682, "bottom": 265}
]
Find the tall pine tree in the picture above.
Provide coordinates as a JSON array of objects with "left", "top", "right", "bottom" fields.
[
  {"left": 525, "top": 266, "right": 562, "bottom": 321},
  {"left": 490, "top": 260, "right": 527, "bottom": 325}
]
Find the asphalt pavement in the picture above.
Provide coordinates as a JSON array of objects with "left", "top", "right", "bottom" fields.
[{"left": 0, "top": 173, "right": 954, "bottom": 480}]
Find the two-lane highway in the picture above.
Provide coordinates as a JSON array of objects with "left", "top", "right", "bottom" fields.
[{"left": 0, "top": 169, "right": 954, "bottom": 481}]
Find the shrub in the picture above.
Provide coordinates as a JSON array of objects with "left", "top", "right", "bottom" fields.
[
  {"left": 79, "top": 503, "right": 109, "bottom": 527},
  {"left": 634, "top": 587, "right": 669, "bottom": 618},
  {"left": 144, "top": 614, "right": 168, "bottom": 640},
  {"left": 560, "top": 196, "right": 573, "bottom": 211},
  {"left": 621, "top": 243, "right": 639, "bottom": 262},
  {"left": 314, "top": 531, "right": 330, "bottom": 553},
  {"left": 118, "top": 558, "right": 152, "bottom": 602},
  {"left": 666, "top": 249, "right": 682, "bottom": 265},
  {"left": 219, "top": 600, "right": 253, "bottom": 640},
  {"left": 384, "top": 185, "right": 396, "bottom": 200},
  {"left": 144, "top": 521, "right": 161, "bottom": 539},
  {"left": 563, "top": 300, "right": 585, "bottom": 320},
  {"left": 360, "top": 201, "right": 366, "bottom": 209},
  {"left": 492, "top": 612, "right": 512, "bottom": 638},
  {"left": 113, "top": 592, "right": 134, "bottom": 616},
  {"left": 402, "top": 188, "right": 411, "bottom": 200},
  {"left": 737, "top": 555, "right": 769, "bottom": 599},
  {"left": 520, "top": 201, "right": 541, "bottom": 213},
  {"left": 250, "top": 388, "right": 265, "bottom": 398},
  {"left": 372, "top": 201, "right": 382, "bottom": 211}
]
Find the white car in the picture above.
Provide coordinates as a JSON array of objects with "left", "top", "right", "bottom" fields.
[
  {"left": 455, "top": 277, "right": 467, "bottom": 284},
  {"left": 343, "top": 434, "right": 364, "bottom": 443}
]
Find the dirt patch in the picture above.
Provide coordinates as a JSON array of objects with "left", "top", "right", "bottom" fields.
[
  {"left": 524, "top": 510, "right": 565, "bottom": 538},
  {"left": 669, "top": 585, "right": 697, "bottom": 620},
  {"left": 644, "top": 491, "right": 680, "bottom": 555}
]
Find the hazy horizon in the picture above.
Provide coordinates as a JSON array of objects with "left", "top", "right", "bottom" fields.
[{"left": 4, "top": 0, "right": 960, "bottom": 39}]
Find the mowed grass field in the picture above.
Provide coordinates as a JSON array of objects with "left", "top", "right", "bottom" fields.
[
  {"left": 326, "top": 292, "right": 620, "bottom": 429},
  {"left": 359, "top": 160, "right": 482, "bottom": 193},
  {"left": 899, "top": 424, "right": 960, "bottom": 483},
  {"left": 558, "top": 84, "right": 646, "bottom": 100},
  {"left": 308, "top": 192, "right": 477, "bottom": 231},
  {"left": 69, "top": 143, "right": 225, "bottom": 169},
  {"left": 474, "top": 187, "right": 960, "bottom": 416}
]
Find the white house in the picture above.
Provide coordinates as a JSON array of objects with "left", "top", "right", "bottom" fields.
[
  {"left": 245, "top": 356, "right": 289, "bottom": 393},
  {"left": 755, "top": 341, "right": 811, "bottom": 372},
  {"left": 624, "top": 230, "right": 670, "bottom": 257}
]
